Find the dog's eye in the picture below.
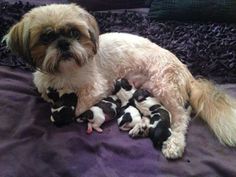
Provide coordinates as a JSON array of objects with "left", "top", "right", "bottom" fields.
[
  {"left": 68, "top": 29, "right": 80, "bottom": 39},
  {"left": 41, "top": 30, "right": 58, "bottom": 44}
]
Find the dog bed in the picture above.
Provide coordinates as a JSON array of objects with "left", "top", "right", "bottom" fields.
[{"left": 1, "top": 1, "right": 236, "bottom": 177}]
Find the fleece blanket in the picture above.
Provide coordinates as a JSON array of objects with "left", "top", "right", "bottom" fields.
[
  {"left": 0, "top": 2, "right": 236, "bottom": 177},
  {"left": 1, "top": 66, "right": 236, "bottom": 177}
]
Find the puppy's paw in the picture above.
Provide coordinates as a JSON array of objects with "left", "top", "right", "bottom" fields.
[
  {"left": 161, "top": 132, "right": 185, "bottom": 159},
  {"left": 129, "top": 121, "right": 148, "bottom": 138},
  {"left": 93, "top": 127, "right": 103, "bottom": 133},
  {"left": 128, "top": 124, "right": 140, "bottom": 137}
]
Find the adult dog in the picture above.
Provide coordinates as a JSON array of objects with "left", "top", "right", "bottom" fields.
[{"left": 3, "top": 4, "right": 236, "bottom": 159}]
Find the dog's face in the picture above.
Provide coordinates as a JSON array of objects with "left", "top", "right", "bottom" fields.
[{"left": 4, "top": 4, "right": 99, "bottom": 74}]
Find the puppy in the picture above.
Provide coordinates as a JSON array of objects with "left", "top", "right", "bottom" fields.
[
  {"left": 112, "top": 78, "right": 136, "bottom": 106},
  {"left": 117, "top": 105, "right": 142, "bottom": 131},
  {"left": 77, "top": 95, "right": 121, "bottom": 133},
  {"left": 4, "top": 4, "right": 236, "bottom": 159},
  {"left": 128, "top": 89, "right": 172, "bottom": 148},
  {"left": 46, "top": 87, "right": 77, "bottom": 126},
  {"left": 112, "top": 78, "right": 143, "bottom": 131},
  {"left": 148, "top": 113, "right": 172, "bottom": 149}
]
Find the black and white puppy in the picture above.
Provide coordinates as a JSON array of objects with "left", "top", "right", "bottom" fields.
[
  {"left": 130, "top": 89, "right": 172, "bottom": 148},
  {"left": 112, "top": 78, "right": 136, "bottom": 106},
  {"left": 46, "top": 87, "right": 77, "bottom": 127},
  {"left": 113, "top": 78, "right": 143, "bottom": 131},
  {"left": 76, "top": 95, "right": 121, "bottom": 134},
  {"left": 117, "top": 105, "right": 142, "bottom": 131}
]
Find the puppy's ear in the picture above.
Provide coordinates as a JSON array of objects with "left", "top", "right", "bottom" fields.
[
  {"left": 112, "top": 80, "right": 121, "bottom": 95},
  {"left": 3, "top": 18, "right": 31, "bottom": 62},
  {"left": 133, "top": 90, "right": 145, "bottom": 102},
  {"left": 121, "top": 78, "right": 132, "bottom": 91}
]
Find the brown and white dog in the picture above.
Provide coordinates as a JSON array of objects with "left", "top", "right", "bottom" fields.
[{"left": 3, "top": 4, "right": 236, "bottom": 159}]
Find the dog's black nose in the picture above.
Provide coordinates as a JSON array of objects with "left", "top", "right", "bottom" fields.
[{"left": 57, "top": 39, "right": 70, "bottom": 51}]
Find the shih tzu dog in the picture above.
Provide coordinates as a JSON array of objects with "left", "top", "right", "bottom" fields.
[{"left": 4, "top": 4, "right": 236, "bottom": 159}]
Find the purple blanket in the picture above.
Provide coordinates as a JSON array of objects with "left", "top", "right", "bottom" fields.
[{"left": 1, "top": 66, "right": 236, "bottom": 177}]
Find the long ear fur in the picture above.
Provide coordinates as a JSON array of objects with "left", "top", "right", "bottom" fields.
[
  {"left": 86, "top": 13, "right": 99, "bottom": 53},
  {"left": 76, "top": 5, "right": 99, "bottom": 53},
  {"left": 2, "top": 18, "right": 31, "bottom": 61}
]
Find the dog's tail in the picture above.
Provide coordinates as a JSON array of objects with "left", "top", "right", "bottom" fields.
[{"left": 189, "top": 78, "right": 236, "bottom": 146}]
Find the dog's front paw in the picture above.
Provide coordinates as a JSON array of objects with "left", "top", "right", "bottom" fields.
[{"left": 161, "top": 132, "right": 185, "bottom": 159}]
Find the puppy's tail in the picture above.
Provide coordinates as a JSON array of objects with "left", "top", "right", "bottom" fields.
[{"left": 189, "top": 78, "right": 236, "bottom": 146}]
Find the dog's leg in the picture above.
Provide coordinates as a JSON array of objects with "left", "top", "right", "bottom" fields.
[
  {"left": 75, "top": 84, "right": 109, "bottom": 116},
  {"left": 161, "top": 105, "right": 189, "bottom": 159},
  {"left": 75, "top": 88, "right": 98, "bottom": 116},
  {"left": 87, "top": 122, "right": 93, "bottom": 134}
]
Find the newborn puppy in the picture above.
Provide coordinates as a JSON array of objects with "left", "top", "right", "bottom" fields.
[
  {"left": 148, "top": 110, "right": 172, "bottom": 149},
  {"left": 76, "top": 95, "right": 121, "bottom": 134},
  {"left": 130, "top": 89, "right": 172, "bottom": 147},
  {"left": 132, "top": 89, "right": 163, "bottom": 117},
  {"left": 113, "top": 78, "right": 143, "bottom": 131},
  {"left": 112, "top": 78, "right": 136, "bottom": 106},
  {"left": 46, "top": 87, "right": 77, "bottom": 127},
  {"left": 117, "top": 105, "right": 142, "bottom": 131}
]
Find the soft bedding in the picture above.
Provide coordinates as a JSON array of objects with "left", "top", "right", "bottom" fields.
[
  {"left": 1, "top": 66, "right": 236, "bottom": 177},
  {"left": 0, "top": 1, "right": 236, "bottom": 177}
]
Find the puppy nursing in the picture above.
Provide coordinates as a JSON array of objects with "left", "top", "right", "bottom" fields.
[
  {"left": 75, "top": 78, "right": 172, "bottom": 148},
  {"left": 4, "top": 4, "right": 236, "bottom": 159},
  {"left": 113, "top": 78, "right": 142, "bottom": 131},
  {"left": 114, "top": 79, "right": 172, "bottom": 148},
  {"left": 132, "top": 89, "right": 172, "bottom": 148}
]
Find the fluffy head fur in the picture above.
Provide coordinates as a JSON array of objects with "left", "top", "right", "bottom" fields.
[{"left": 3, "top": 4, "right": 99, "bottom": 74}]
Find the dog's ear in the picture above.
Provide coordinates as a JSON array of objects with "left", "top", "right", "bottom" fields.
[
  {"left": 2, "top": 18, "right": 31, "bottom": 61},
  {"left": 121, "top": 78, "right": 132, "bottom": 91},
  {"left": 88, "top": 29, "right": 98, "bottom": 53},
  {"left": 133, "top": 90, "right": 145, "bottom": 102},
  {"left": 86, "top": 14, "right": 99, "bottom": 53},
  {"left": 77, "top": 6, "right": 99, "bottom": 53},
  {"left": 112, "top": 80, "right": 121, "bottom": 95},
  {"left": 143, "top": 89, "right": 151, "bottom": 97}
]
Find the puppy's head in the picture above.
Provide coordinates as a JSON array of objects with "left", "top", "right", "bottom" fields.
[
  {"left": 133, "top": 89, "right": 152, "bottom": 102},
  {"left": 3, "top": 4, "right": 99, "bottom": 74},
  {"left": 112, "top": 78, "right": 136, "bottom": 105},
  {"left": 112, "top": 78, "right": 133, "bottom": 95}
]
